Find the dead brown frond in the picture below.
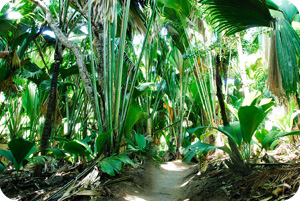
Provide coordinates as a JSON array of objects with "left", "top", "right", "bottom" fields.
[
  {"left": 235, "top": 165, "right": 300, "bottom": 195},
  {"left": 0, "top": 75, "right": 18, "bottom": 94},
  {"left": 267, "top": 30, "right": 285, "bottom": 98},
  {"left": 0, "top": 51, "right": 9, "bottom": 59}
]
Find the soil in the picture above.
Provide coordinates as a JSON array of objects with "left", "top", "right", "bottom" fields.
[
  {"left": 100, "top": 160, "right": 300, "bottom": 201},
  {"left": 102, "top": 160, "right": 200, "bottom": 201},
  {"left": 1, "top": 158, "right": 299, "bottom": 200}
]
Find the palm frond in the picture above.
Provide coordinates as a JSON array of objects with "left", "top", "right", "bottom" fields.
[
  {"left": 267, "top": 0, "right": 299, "bottom": 23},
  {"left": 274, "top": 17, "right": 300, "bottom": 95},
  {"left": 202, "top": 0, "right": 273, "bottom": 35}
]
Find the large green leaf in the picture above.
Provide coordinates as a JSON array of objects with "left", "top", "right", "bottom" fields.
[
  {"left": 22, "top": 61, "right": 50, "bottom": 85},
  {"left": 47, "top": 148, "right": 66, "bottom": 158},
  {"left": 159, "top": 0, "right": 191, "bottom": 18},
  {"left": 135, "top": 133, "right": 146, "bottom": 150},
  {"left": 183, "top": 141, "right": 231, "bottom": 162},
  {"left": 64, "top": 140, "right": 92, "bottom": 156},
  {"left": 202, "top": 0, "right": 273, "bottom": 35},
  {"left": 238, "top": 105, "right": 271, "bottom": 144},
  {"left": 94, "top": 129, "right": 114, "bottom": 155},
  {"left": 275, "top": 17, "right": 300, "bottom": 95},
  {"left": 8, "top": 138, "right": 36, "bottom": 171},
  {"left": 262, "top": 130, "right": 300, "bottom": 149},
  {"left": 187, "top": 126, "right": 208, "bottom": 138},
  {"left": 132, "top": 82, "right": 156, "bottom": 100},
  {"left": 158, "top": 6, "right": 189, "bottom": 53},
  {"left": 100, "top": 155, "right": 135, "bottom": 176},
  {"left": 267, "top": 0, "right": 299, "bottom": 23},
  {"left": 22, "top": 83, "right": 38, "bottom": 122},
  {"left": 216, "top": 121, "right": 242, "bottom": 146},
  {"left": 124, "top": 103, "right": 147, "bottom": 138}
]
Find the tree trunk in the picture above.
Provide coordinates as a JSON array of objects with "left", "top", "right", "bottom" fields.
[
  {"left": 40, "top": 44, "right": 62, "bottom": 155},
  {"left": 215, "top": 54, "right": 250, "bottom": 175},
  {"left": 34, "top": 43, "right": 62, "bottom": 177}
]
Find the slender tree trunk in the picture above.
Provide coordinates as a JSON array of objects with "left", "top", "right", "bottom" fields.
[
  {"left": 34, "top": 43, "right": 62, "bottom": 177},
  {"left": 215, "top": 54, "right": 250, "bottom": 175},
  {"left": 40, "top": 43, "right": 62, "bottom": 155}
]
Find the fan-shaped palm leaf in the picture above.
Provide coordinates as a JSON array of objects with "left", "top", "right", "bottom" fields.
[
  {"left": 202, "top": 0, "right": 273, "bottom": 35},
  {"left": 203, "top": 0, "right": 300, "bottom": 95},
  {"left": 267, "top": 0, "right": 299, "bottom": 23}
]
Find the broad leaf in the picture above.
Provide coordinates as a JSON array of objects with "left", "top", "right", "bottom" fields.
[
  {"left": 216, "top": 121, "right": 242, "bottom": 146},
  {"left": 124, "top": 103, "right": 147, "bottom": 138},
  {"left": 183, "top": 141, "right": 231, "bottom": 162},
  {"left": 8, "top": 138, "right": 36, "bottom": 171},
  {"left": 159, "top": 0, "right": 191, "bottom": 18},
  {"left": 0, "top": 161, "right": 5, "bottom": 173},
  {"left": 95, "top": 129, "right": 114, "bottom": 155},
  {"left": 202, "top": 0, "right": 273, "bottom": 35},
  {"left": 238, "top": 105, "right": 270, "bottom": 144},
  {"left": 100, "top": 155, "right": 135, "bottom": 176},
  {"left": 47, "top": 148, "right": 66, "bottom": 158},
  {"left": 275, "top": 17, "right": 300, "bottom": 95},
  {"left": 132, "top": 82, "right": 156, "bottom": 100},
  {"left": 262, "top": 130, "right": 300, "bottom": 148},
  {"left": 64, "top": 140, "right": 91, "bottom": 156},
  {"left": 135, "top": 133, "right": 146, "bottom": 150},
  {"left": 267, "top": 0, "right": 299, "bottom": 23},
  {"left": 187, "top": 126, "right": 208, "bottom": 138}
]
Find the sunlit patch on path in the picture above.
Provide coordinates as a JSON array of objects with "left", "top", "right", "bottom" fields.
[{"left": 124, "top": 160, "right": 198, "bottom": 201}]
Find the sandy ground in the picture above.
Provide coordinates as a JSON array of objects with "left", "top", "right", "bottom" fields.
[{"left": 117, "top": 160, "right": 198, "bottom": 201}]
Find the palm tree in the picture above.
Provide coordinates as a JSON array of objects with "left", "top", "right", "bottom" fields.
[{"left": 202, "top": 0, "right": 300, "bottom": 97}]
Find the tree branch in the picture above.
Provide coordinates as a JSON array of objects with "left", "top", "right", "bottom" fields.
[{"left": 28, "top": 0, "right": 98, "bottom": 118}]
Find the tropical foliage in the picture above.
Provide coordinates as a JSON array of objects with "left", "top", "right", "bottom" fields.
[{"left": 0, "top": 0, "right": 300, "bottom": 194}]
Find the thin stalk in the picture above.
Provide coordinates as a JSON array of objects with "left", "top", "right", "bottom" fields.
[
  {"left": 88, "top": 0, "right": 103, "bottom": 133},
  {"left": 116, "top": 0, "right": 158, "bottom": 152},
  {"left": 113, "top": 0, "right": 132, "bottom": 131}
]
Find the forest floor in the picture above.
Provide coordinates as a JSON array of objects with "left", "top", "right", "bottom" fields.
[
  {"left": 1, "top": 143, "right": 300, "bottom": 200},
  {"left": 102, "top": 160, "right": 200, "bottom": 201}
]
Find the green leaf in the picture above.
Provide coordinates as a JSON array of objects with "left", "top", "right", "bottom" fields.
[
  {"left": 100, "top": 155, "right": 135, "bottom": 176},
  {"left": 47, "top": 148, "right": 66, "bottom": 158},
  {"left": 202, "top": 0, "right": 273, "bottom": 35},
  {"left": 64, "top": 140, "right": 91, "bottom": 156},
  {"left": 159, "top": 0, "right": 191, "bottom": 18},
  {"left": 132, "top": 83, "right": 156, "bottom": 100},
  {"left": 267, "top": 0, "right": 299, "bottom": 23},
  {"left": 8, "top": 138, "right": 36, "bottom": 171},
  {"left": 124, "top": 103, "right": 147, "bottom": 138},
  {"left": 32, "top": 156, "right": 46, "bottom": 164},
  {"left": 22, "top": 83, "right": 38, "bottom": 122},
  {"left": 0, "top": 149, "right": 15, "bottom": 164},
  {"left": 216, "top": 121, "right": 242, "bottom": 146},
  {"left": 22, "top": 61, "right": 50, "bottom": 85},
  {"left": 261, "top": 130, "right": 281, "bottom": 148},
  {"left": 115, "top": 154, "right": 135, "bottom": 167},
  {"left": 135, "top": 133, "right": 146, "bottom": 150},
  {"left": 238, "top": 105, "right": 271, "bottom": 144},
  {"left": 187, "top": 126, "right": 208, "bottom": 137},
  {"left": 95, "top": 129, "right": 114, "bottom": 155},
  {"left": 266, "top": 0, "right": 280, "bottom": 10},
  {"left": 275, "top": 17, "right": 300, "bottom": 95},
  {"left": 100, "top": 158, "right": 121, "bottom": 176},
  {"left": 184, "top": 141, "right": 231, "bottom": 162},
  {"left": 0, "top": 161, "right": 5, "bottom": 173},
  {"left": 255, "top": 129, "right": 269, "bottom": 145}
]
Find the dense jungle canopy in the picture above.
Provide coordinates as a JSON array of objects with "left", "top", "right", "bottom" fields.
[{"left": 1, "top": 0, "right": 300, "bottom": 200}]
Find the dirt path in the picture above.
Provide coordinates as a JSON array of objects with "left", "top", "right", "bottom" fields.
[{"left": 123, "top": 160, "right": 198, "bottom": 201}]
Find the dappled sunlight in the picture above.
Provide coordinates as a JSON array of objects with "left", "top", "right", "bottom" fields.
[
  {"left": 160, "top": 160, "right": 191, "bottom": 171},
  {"left": 124, "top": 195, "right": 147, "bottom": 201}
]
